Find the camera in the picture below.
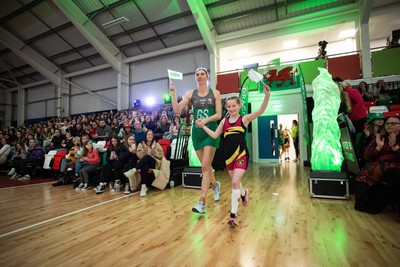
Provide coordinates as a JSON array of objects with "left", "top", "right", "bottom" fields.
[{"left": 318, "top": 40, "right": 328, "bottom": 48}]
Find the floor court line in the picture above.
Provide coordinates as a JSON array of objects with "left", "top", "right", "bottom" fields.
[
  {"left": 0, "top": 192, "right": 139, "bottom": 238},
  {"left": 0, "top": 181, "right": 53, "bottom": 190}
]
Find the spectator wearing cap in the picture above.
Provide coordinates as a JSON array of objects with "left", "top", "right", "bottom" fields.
[
  {"left": 118, "top": 122, "right": 133, "bottom": 141},
  {"left": 356, "top": 112, "right": 385, "bottom": 168}
]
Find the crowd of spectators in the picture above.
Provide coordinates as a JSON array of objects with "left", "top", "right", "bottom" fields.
[{"left": 0, "top": 104, "right": 193, "bottom": 187}]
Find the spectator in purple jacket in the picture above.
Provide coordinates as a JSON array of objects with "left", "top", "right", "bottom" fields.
[{"left": 10, "top": 139, "right": 44, "bottom": 181}]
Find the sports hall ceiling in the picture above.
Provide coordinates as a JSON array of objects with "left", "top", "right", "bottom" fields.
[{"left": 0, "top": 0, "right": 399, "bottom": 89}]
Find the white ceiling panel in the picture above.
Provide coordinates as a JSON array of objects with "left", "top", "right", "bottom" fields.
[
  {"left": 77, "top": 47, "right": 98, "bottom": 57},
  {"left": 129, "top": 28, "right": 157, "bottom": 42},
  {"left": 88, "top": 56, "right": 107, "bottom": 66},
  {"left": 1, "top": 51, "right": 27, "bottom": 68},
  {"left": 139, "top": 40, "right": 165, "bottom": 53},
  {"left": 51, "top": 53, "right": 82, "bottom": 66},
  {"left": 137, "top": 0, "right": 189, "bottom": 22},
  {"left": 30, "top": 1, "right": 69, "bottom": 28},
  {"left": 73, "top": 0, "right": 105, "bottom": 14},
  {"left": 57, "top": 27, "right": 89, "bottom": 47},
  {"left": 0, "top": 0, "right": 23, "bottom": 19},
  {"left": 162, "top": 31, "right": 202, "bottom": 47},
  {"left": 5, "top": 11, "right": 49, "bottom": 40},
  {"left": 30, "top": 34, "right": 72, "bottom": 57},
  {"left": 113, "top": 35, "right": 134, "bottom": 47},
  {"left": 154, "top": 16, "right": 195, "bottom": 35},
  {"left": 123, "top": 46, "right": 143, "bottom": 57},
  {"left": 63, "top": 61, "right": 93, "bottom": 73}
]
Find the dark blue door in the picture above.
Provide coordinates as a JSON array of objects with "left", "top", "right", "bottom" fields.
[{"left": 258, "top": 115, "right": 278, "bottom": 159}]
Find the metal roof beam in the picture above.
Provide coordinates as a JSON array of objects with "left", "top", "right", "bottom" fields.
[
  {"left": 52, "top": 0, "right": 122, "bottom": 73},
  {"left": 188, "top": 0, "right": 216, "bottom": 54},
  {"left": 0, "top": 27, "right": 59, "bottom": 85}
]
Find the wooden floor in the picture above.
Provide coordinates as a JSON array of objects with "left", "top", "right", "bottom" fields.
[{"left": 0, "top": 162, "right": 399, "bottom": 267}]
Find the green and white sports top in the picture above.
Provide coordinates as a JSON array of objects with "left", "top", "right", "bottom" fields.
[{"left": 190, "top": 89, "right": 220, "bottom": 150}]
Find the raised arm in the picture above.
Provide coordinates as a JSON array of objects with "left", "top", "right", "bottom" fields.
[
  {"left": 243, "top": 84, "right": 270, "bottom": 126},
  {"left": 169, "top": 83, "right": 192, "bottom": 114}
]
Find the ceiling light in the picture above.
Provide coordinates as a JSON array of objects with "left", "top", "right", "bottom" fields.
[
  {"left": 339, "top": 29, "right": 356, "bottom": 39},
  {"left": 283, "top": 40, "right": 298, "bottom": 48},
  {"left": 102, "top": 17, "right": 129, "bottom": 28}
]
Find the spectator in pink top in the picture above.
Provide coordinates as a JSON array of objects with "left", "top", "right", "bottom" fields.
[
  {"left": 75, "top": 141, "right": 100, "bottom": 191},
  {"left": 337, "top": 81, "right": 367, "bottom": 134}
]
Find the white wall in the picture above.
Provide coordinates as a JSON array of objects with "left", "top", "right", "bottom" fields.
[
  {"left": 26, "top": 84, "right": 56, "bottom": 119},
  {"left": 130, "top": 47, "right": 209, "bottom": 106},
  {"left": 219, "top": 38, "right": 358, "bottom": 72},
  {"left": 70, "top": 68, "right": 117, "bottom": 114}
]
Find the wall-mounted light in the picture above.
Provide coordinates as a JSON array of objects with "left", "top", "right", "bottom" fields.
[
  {"left": 283, "top": 40, "right": 298, "bottom": 48},
  {"left": 339, "top": 29, "right": 356, "bottom": 39}
]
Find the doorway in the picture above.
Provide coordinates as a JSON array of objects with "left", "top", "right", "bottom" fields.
[{"left": 257, "top": 114, "right": 299, "bottom": 162}]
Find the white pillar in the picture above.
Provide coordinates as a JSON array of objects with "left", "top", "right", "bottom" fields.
[
  {"left": 17, "top": 87, "right": 25, "bottom": 126},
  {"left": 4, "top": 91, "right": 12, "bottom": 128},
  {"left": 118, "top": 61, "right": 129, "bottom": 111},
  {"left": 209, "top": 53, "right": 217, "bottom": 89},
  {"left": 57, "top": 70, "right": 69, "bottom": 117},
  {"left": 358, "top": 23, "right": 372, "bottom": 82}
]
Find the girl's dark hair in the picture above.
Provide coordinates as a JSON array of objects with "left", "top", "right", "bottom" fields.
[{"left": 108, "top": 134, "right": 121, "bottom": 152}]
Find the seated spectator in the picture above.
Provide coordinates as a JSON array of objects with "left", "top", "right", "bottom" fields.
[
  {"left": 34, "top": 127, "right": 44, "bottom": 146},
  {"left": 16, "top": 139, "right": 44, "bottom": 181},
  {"left": 94, "top": 119, "right": 112, "bottom": 142},
  {"left": 120, "top": 134, "right": 139, "bottom": 194},
  {"left": 337, "top": 82, "right": 367, "bottom": 135},
  {"left": 375, "top": 79, "right": 391, "bottom": 101},
  {"left": 41, "top": 127, "right": 52, "bottom": 150},
  {"left": 47, "top": 129, "right": 66, "bottom": 152},
  {"left": 73, "top": 135, "right": 90, "bottom": 179},
  {"left": 154, "top": 115, "right": 170, "bottom": 141},
  {"left": 354, "top": 116, "right": 400, "bottom": 215},
  {"left": 358, "top": 81, "right": 374, "bottom": 101},
  {"left": 95, "top": 135, "right": 128, "bottom": 194},
  {"left": 63, "top": 132, "right": 74, "bottom": 151},
  {"left": 133, "top": 121, "right": 145, "bottom": 144},
  {"left": 86, "top": 121, "right": 96, "bottom": 140},
  {"left": 53, "top": 136, "right": 81, "bottom": 186},
  {"left": 181, "top": 113, "right": 194, "bottom": 136},
  {"left": 142, "top": 114, "right": 156, "bottom": 132},
  {"left": 169, "top": 115, "right": 181, "bottom": 140},
  {"left": 71, "top": 123, "right": 83, "bottom": 136},
  {"left": 124, "top": 130, "right": 167, "bottom": 197},
  {"left": 118, "top": 122, "right": 133, "bottom": 141},
  {"left": 356, "top": 113, "right": 385, "bottom": 168},
  {"left": 0, "top": 138, "right": 12, "bottom": 166},
  {"left": 75, "top": 141, "right": 100, "bottom": 191},
  {"left": 9, "top": 141, "right": 27, "bottom": 180}
]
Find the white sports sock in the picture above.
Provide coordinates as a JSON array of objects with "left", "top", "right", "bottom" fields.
[
  {"left": 231, "top": 189, "right": 241, "bottom": 214},
  {"left": 240, "top": 183, "right": 245, "bottom": 196}
]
